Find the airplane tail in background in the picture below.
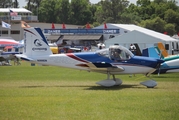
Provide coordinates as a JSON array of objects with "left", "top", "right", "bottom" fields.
[
  {"left": 23, "top": 27, "right": 52, "bottom": 57},
  {"left": 142, "top": 42, "right": 169, "bottom": 59},
  {"left": 142, "top": 46, "right": 162, "bottom": 59},
  {"left": 157, "top": 42, "right": 168, "bottom": 58}
]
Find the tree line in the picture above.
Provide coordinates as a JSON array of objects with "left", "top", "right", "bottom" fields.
[{"left": 1, "top": 0, "right": 179, "bottom": 36}]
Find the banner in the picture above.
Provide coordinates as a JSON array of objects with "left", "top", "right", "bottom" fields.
[{"left": 11, "top": 15, "right": 22, "bottom": 20}]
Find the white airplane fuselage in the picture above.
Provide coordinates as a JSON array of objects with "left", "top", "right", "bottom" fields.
[{"left": 24, "top": 53, "right": 159, "bottom": 75}]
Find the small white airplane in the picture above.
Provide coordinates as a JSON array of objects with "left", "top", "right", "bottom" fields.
[{"left": 16, "top": 27, "right": 164, "bottom": 88}]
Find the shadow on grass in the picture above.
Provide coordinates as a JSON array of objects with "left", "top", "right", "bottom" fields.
[
  {"left": 19, "top": 84, "right": 145, "bottom": 90},
  {"left": 85, "top": 84, "right": 144, "bottom": 90},
  {"left": 19, "top": 85, "right": 93, "bottom": 88}
]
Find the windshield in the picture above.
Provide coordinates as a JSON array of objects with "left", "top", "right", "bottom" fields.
[
  {"left": 96, "top": 48, "right": 109, "bottom": 57},
  {"left": 96, "top": 45, "right": 134, "bottom": 61},
  {"left": 109, "top": 45, "right": 134, "bottom": 61}
]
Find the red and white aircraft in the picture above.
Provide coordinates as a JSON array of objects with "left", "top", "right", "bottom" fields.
[{"left": 0, "top": 37, "right": 23, "bottom": 48}]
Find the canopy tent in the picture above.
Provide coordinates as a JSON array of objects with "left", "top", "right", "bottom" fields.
[
  {"left": 105, "top": 30, "right": 179, "bottom": 55},
  {"left": 0, "top": 8, "right": 32, "bottom": 13},
  {"left": 4, "top": 46, "right": 13, "bottom": 49},
  {"left": 94, "top": 23, "right": 179, "bottom": 55},
  {"left": 0, "top": 38, "right": 23, "bottom": 47}
]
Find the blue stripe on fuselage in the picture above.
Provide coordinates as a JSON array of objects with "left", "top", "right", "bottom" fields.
[
  {"left": 74, "top": 52, "right": 112, "bottom": 63},
  {"left": 74, "top": 52, "right": 162, "bottom": 68},
  {"left": 129, "top": 56, "right": 162, "bottom": 68}
]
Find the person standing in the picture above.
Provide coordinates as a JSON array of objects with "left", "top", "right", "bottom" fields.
[
  {"left": 129, "top": 44, "right": 136, "bottom": 55},
  {"left": 129, "top": 44, "right": 136, "bottom": 77}
]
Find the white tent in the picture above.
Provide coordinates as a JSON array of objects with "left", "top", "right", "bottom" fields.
[
  {"left": 0, "top": 8, "right": 32, "bottom": 13},
  {"left": 95, "top": 24, "right": 179, "bottom": 55}
]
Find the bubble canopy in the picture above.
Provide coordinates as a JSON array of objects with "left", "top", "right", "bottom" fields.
[{"left": 96, "top": 45, "right": 134, "bottom": 61}]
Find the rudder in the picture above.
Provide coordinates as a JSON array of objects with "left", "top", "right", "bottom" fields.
[
  {"left": 142, "top": 46, "right": 163, "bottom": 59},
  {"left": 23, "top": 27, "right": 52, "bottom": 57},
  {"left": 157, "top": 42, "right": 168, "bottom": 57}
]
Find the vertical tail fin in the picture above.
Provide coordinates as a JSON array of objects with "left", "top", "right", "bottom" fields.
[
  {"left": 142, "top": 46, "right": 164, "bottom": 59},
  {"left": 23, "top": 27, "right": 52, "bottom": 57},
  {"left": 157, "top": 42, "right": 168, "bottom": 57}
]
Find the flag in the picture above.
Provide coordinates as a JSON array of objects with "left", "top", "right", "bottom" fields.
[
  {"left": 2, "top": 21, "right": 11, "bottom": 29},
  {"left": 52, "top": 22, "right": 55, "bottom": 29},
  {"left": 62, "top": 23, "right": 66, "bottom": 29},
  {"left": 163, "top": 31, "right": 167, "bottom": 35},
  {"left": 86, "top": 22, "right": 90, "bottom": 29},
  {"left": 104, "top": 22, "right": 107, "bottom": 29},
  {"left": 10, "top": 9, "right": 18, "bottom": 16},
  {"left": 21, "top": 21, "right": 31, "bottom": 28}
]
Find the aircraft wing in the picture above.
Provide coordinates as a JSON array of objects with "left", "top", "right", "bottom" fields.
[{"left": 76, "top": 62, "right": 124, "bottom": 74}]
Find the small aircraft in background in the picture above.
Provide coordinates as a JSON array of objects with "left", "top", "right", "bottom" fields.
[
  {"left": 0, "top": 37, "right": 23, "bottom": 48},
  {"left": 0, "top": 38, "right": 23, "bottom": 65},
  {"left": 16, "top": 27, "right": 164, "bottom": 88},
  {"left": 142, "top": 42, "right": 179, "bottom": 74},
  {"left": 0, "top": 50, "right": 21, "bottom": 65}
]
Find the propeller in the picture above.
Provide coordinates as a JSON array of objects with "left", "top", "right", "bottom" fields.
[
  {"left": 157, "top": 63, "right": 161, "bottom": 76},
  {"left": 157, "top": 49, "right": 163, "bottom": 76}
]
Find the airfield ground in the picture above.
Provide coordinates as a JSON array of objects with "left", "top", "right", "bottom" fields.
[{"left": 0, "top": 61, "right": 179, "bottom": 120}]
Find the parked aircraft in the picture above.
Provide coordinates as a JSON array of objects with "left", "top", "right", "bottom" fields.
[
  {"left": 0, "top": 37, "right": 23, "bottom": 48},
  {"left": 0, "top": 38, "right": 23, "bottom": 65},
  {"left": 16, "top": 27, "right": 164, "bottom": 88},
  {"left": 0, "top": 50, "right": 21, "bottom": 65},
  {"left": 142, "top": 42, "right": 179, "bottom": 74}
]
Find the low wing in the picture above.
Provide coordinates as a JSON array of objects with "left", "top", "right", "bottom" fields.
[{"left": 76, "top": 62, "right": 124, "bottom": 74}]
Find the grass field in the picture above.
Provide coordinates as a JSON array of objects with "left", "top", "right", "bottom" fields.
[{"left": 0, "top": 61, "right": 179, "bottom": 120}]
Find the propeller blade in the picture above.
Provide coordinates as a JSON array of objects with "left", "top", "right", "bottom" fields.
[{"left": 157, "top": 67, "right": 161, "bottom": 76}]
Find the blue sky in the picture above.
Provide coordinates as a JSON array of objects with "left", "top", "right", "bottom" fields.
[{"left": 19, "top": 0, "right": 138, "bottom": 8}]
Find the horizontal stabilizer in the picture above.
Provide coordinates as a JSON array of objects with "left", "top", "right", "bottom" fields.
[{"left": 15, "top": 54, "right": 34, "bottom": 61}]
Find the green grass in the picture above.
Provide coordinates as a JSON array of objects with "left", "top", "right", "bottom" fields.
[{"left": 0, "top": 61, "right": 179, "bottom": 120}]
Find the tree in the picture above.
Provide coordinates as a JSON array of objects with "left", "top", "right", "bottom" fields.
[
  {"left": 12, "top": 0, "right": 19, "bottom": 8},
  {"left": 69, "top": 0, "right": 93, "bottom": 25},
  {"left": 59, "top": 0, "right": 70, "bottom": 23},
  {"left": 25, "top": 0, "right": 42, "bottom": 15},
  {"left": 38, "top": 0, "right": 59, "bottom": 23},
  {"left": 89, "top": 4, "right": 97, "bottom": 24},
  {"left": 0, "top": 0, "right": 13, "bottom": 8},
  {"left": 122, "top": 3, "right": 142, "bottom": 24},
  {"left": 140, "top": 17, "right": 166, "bottom": 33},
  {"left": 164, "top": 9, "right": 179, "bottom": 24},
  {"left": 164, "top": 23, "right": 176, "bottom": 36},
  {"left": 95, "top": 0, "right": 129, "bottom": 24}
]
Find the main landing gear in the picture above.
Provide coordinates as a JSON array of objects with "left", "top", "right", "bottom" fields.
[
  {"left": 96, "top": 72, "right": 122, "bottom": 87},
  {"left": 96, "top": 72, "right": 157, "bottom": 88}
]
